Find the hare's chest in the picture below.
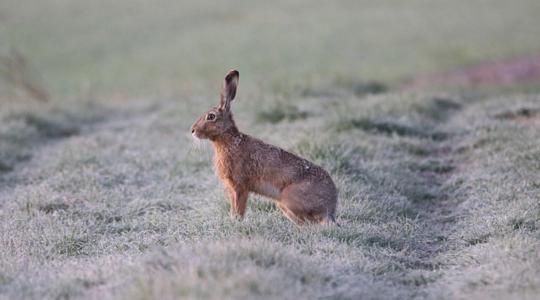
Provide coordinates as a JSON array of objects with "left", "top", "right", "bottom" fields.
[{"left": 213, "top": 152, "right": 239, "bottom": 182}]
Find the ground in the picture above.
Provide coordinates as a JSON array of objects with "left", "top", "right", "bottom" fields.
[{"left": 1, "top": 1, "right": 540, "bottom": 299}]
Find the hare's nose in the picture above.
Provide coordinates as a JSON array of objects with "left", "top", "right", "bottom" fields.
[{"left": 191, "top": 129, "right": 195, "bottom": 134}]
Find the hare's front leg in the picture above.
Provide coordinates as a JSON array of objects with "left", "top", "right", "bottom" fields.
[{"left": 225, "top": 185, "right": 248, "bottom": 219}]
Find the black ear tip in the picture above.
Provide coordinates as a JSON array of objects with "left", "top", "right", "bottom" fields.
[{"left": 225, "top": 69, "right": 239, "bottom": 81}]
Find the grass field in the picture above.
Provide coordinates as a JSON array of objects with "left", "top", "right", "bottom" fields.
[{"left": 1, "top": 1, "right": 540, "bottom": 299}]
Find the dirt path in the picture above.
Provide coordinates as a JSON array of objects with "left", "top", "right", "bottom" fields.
[{"left": 390, "top": 98, "right": 466, "bottom": 297}]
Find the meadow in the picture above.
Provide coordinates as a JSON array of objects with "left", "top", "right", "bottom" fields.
[{"left": 1, "top": 1, "right": 540, "bottom": 299}]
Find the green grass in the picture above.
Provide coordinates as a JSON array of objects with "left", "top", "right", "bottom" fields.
[{"left": 1, "top": 1, "right": 540, "bottom": 299}]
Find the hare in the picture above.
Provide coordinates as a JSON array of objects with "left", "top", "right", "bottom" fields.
[{"left": 190, "top": 70, "right": 338, "bottom": 225}]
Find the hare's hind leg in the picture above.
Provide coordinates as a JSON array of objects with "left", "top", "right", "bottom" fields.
[
  {"left": 276, "top": 203, "right": 304, "bottom": 225},
  {"left": 279, "top": 181, "right": 336, "bottom": 225}
]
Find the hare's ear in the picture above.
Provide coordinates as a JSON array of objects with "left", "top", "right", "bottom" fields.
[{"left": 219, "top": 69, "right": 239, "bottom": 111}]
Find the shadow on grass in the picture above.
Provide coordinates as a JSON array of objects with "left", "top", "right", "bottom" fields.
[
  {"left": 256, "top": 104, "right": 310, "bottom": 124},
  {"left": 0, "top": 104, "right": 108, "bottom": 174},
  {"left": 335, "top": 118, "right": 449, "bottom": 141},
  {"left": 335, "top": 118, "right": 423, "bottom": 136},
  {"left": 10, "top": 113, "right": 80, "bottom": 138},
  {"left": 301, "top": 80, "right": 388, "bottom": 98},
  {"left": 413, "top": 97, "right": 462, "bottom": 121}
]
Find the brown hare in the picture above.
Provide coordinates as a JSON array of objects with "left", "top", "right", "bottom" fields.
[{"left": 190, "top": 70, "right": 338, "bottom": 225}]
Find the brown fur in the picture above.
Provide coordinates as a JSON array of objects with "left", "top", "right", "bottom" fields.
[{"left": 190, "top": 70, "right": 338, "bottom": 225}]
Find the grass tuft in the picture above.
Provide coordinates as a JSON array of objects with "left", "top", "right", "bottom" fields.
[
  {"left": 38, "top": 203, "right": 69, "bottom": 214},
  {"left": 350, "top": 81, "right": 388, "bottom": 96},
  {"left": 53, "top": 235, "right": 90, "bottom": 257}
]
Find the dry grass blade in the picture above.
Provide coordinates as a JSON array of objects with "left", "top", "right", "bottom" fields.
[{"left": 0, "top": 48, "right": 49, "bottom": 102}]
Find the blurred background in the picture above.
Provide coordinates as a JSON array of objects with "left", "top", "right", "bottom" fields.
[{"left": 2, "top": 0, "right": 540, "bottom": 103}]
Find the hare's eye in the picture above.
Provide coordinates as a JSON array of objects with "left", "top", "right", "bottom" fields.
[{"left": 206, "top": 113, "right": 216, "bottom": 121}]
